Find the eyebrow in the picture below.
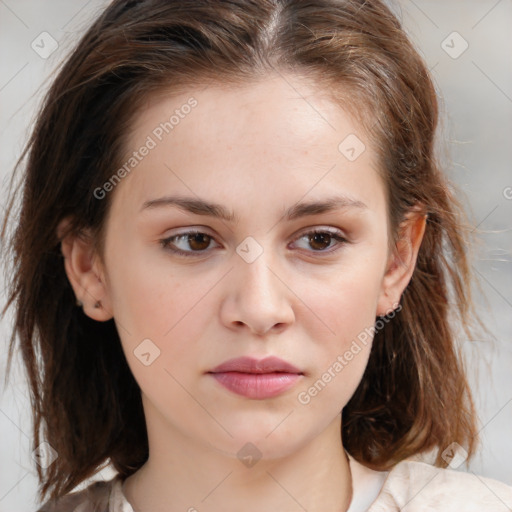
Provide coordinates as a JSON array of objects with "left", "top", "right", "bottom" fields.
[{"left": 140, "top": 194, "right": 367, "bottom": 223}]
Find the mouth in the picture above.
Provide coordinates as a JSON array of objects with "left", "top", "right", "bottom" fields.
[{"left": 207, "top": 356, "right": 304, "bottom": 400}]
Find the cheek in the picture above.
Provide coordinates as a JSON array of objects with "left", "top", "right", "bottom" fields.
[
  {"left": 296, "top": 345, "right": 371, "bottom": 418},
  {"left": 107, "top": 243, "right": 193, "bottom": 335},
  {"left": 294, "top": 255, "right": 385, "bottom": 407},
  {"left": 300, "top": 255, "right": 386, "bottom": 343},
  {"left": 108, "top": 252, "right": 215, "bottom": 376},
  {"left": 295, "top": 281, "right": 376, "bottom": 416}
]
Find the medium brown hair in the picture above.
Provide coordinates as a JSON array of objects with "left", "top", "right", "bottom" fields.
[{"left": 2, "top": 0, "right": 479, "bottom": 503}]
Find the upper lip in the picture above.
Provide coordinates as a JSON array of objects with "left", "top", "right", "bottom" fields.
[{"left": 209, "top": 356, "right": 303, "bottom": 374}]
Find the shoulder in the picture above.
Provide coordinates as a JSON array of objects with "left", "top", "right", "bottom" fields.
[
  {"left": 369, "top": 459, "right": 512, "bottom": 512},
  {"left": 35, "top": 475, "right": 122, "bottom": 512}
]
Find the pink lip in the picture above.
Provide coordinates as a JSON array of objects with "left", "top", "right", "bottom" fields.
[{"left": 208, "top": 356, "right": 303, "bottom": 399}]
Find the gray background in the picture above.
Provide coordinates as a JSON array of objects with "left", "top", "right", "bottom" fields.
[{"left": 1, "top": 1, "right": 511, "bottom": 510}]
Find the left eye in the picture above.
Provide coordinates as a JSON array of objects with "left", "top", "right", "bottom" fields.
[
  {"left": 292, "top": 229, "right": 347, "bottom": 253},
  {"left": 159, "top": 229, "right": 347, "bottom": 257}
]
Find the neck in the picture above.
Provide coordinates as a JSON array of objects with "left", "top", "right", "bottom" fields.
[{"left": 123, "top": 404, "right": 352, "bottom": 512}]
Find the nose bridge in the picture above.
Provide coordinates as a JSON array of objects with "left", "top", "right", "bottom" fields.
[
  {"left": 227, "top": 234, "right": 294, "bottom": 332},
  {"left": 235, "top": 235, "right": 281, "bottom": 301}
]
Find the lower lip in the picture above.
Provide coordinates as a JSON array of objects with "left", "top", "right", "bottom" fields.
[{"left": 210, "top": 372, "right": 302, "bottom": 399}]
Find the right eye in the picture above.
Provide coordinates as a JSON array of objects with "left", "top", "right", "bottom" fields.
[{"left": 159, "top": 230, "right": 220, "bottom": 258}]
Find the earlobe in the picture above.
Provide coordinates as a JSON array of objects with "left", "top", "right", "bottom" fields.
[
  {"left": 376, "top": 210, "right": 427, "bottom": 316},
  {"left": 58, "top": 218, "right": 113, "bottom": 322}
]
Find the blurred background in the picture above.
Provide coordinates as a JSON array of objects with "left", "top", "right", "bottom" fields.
[{"left": 1, "top": 0, "right": 511, "bottom": 510}]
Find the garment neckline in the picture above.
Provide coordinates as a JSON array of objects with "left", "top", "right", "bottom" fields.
[
  {"left": 346, "top": 453, "right": 389, "bottom": 511},
  {"left": 114, "top": 454, "right": 389, "bottom": 512}
]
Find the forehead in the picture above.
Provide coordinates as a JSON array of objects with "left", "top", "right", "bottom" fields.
[
  {"left": 110, "top": 72, "right": 385, "bottom": 219},
  {"left": 126, "top": 72, "right": 368, "bottom": 154}
]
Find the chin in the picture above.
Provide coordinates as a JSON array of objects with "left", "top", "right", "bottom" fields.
[{"left": 202, "top": 419, "right": 313, "bottom": 461}]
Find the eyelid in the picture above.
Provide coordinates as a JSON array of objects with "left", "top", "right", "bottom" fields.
[{"left": 294, "top": 225, "right": 346, "bottom": 239}]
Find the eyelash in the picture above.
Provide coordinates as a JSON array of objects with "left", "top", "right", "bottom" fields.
[{"left": 159, "top": 228, "right": 348, "bottom": 258}]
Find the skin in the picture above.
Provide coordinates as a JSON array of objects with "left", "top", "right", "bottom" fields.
[{"left": 60, "top": 72, "right": 426, "bottom": 512}]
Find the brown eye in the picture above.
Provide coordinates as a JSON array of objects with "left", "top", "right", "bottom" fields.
[
  {"left": 160, "top": 230, "right": 218, "bottom": 257},
  {"left": 292, "top": 229, "right": 348, "bottom": 254},
  {"left": 187, "top": 233, "right": 211, "bottom": 251},
  {"left": 308, "top": 232, "right": 332, "bottom": 251}
]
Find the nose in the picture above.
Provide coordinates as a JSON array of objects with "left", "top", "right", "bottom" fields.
[{"left": 220, "top": 247, "right": 295, "bottom": 336}]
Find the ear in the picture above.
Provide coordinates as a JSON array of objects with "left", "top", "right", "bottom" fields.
[
  {"left": 57, "top": 218, "right": 113, "bottom": 322},
  {"left": 376, "top": 208, "right": 427, "bottom": 316}
]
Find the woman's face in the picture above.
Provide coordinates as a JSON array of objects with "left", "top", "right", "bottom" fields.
[{"left": 79, "top": 73, "right": 415, "bottom": 460}]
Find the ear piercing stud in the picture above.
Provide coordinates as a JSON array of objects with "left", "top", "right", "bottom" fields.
[{"left": 75, "top": 299, "right": 102, "bottom": 309}]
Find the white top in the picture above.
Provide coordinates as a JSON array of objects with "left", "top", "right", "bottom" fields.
[
  {"left": 346, "top": 454, "right": 389, "bottom": 512},
  {"left": 38, "top": 455, "right": 512, "bottom": 511}
]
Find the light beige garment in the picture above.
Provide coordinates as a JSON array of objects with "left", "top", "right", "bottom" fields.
[{"left": 37, "top": 456, "right": 512, "bottom": 512}]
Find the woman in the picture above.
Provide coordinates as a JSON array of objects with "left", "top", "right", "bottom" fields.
[{"left": 2, "top": 0, "right": 511, "bottom": 510}]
